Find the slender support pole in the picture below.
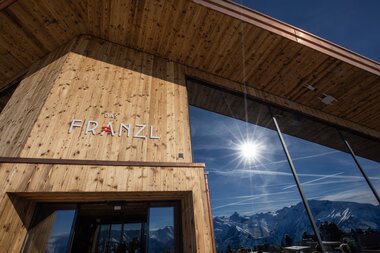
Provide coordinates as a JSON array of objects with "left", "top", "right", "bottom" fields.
[
  {"left": 204, "top": 172, "right": 217, "bottom": 253},
  {"left": 338, "top": 130, "right": 380, "bottom": 204},
  {"left": 271, "top": 116, "right": 326, "bottom": 253}
]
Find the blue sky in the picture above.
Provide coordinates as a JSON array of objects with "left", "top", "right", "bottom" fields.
[
  {"left": 233, "top": 0, "right": 380, "bottom": 62},
  {"left": 189, "top": 1, "right": 380, "bottom": 218},
  {"left": 189, "top": 105, "right": 380, "bottom": 217}
]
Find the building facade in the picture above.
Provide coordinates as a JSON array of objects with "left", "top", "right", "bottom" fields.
[{"left": 0, "top": 0, "right": 379, "bottom": 253}]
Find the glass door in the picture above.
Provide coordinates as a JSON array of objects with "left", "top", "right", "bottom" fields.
[
  {"left": 22, "top": 205, "right": 77, "bottom": 253},
  {"left": 23, "top": 201, "right": 180, "bottom": 253},
  {"left": 148, "top": 207, "right": 176, "bottom": 253},
  {"left": 71, "top": 202, "right": 148, "bottom": 253},
  {"left": 92, "top": 222, "right": 145, "bottom": 253}
]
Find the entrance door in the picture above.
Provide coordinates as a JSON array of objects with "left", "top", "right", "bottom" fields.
[
  {"left": 71, "top": 202, "right": 148, "bottom": 253},
  {"left": 22, "top": 202, "right": 180, "bottom": 253}
]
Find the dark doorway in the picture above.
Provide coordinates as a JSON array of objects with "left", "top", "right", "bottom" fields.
[
  {"left": 71, "top": 202, "right": 148, "bottom": 253},
  {"left": 22, "top": 201, "right": 180, "bottom": 253}
]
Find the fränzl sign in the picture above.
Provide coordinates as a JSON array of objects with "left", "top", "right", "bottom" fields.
[{"left": 68, "top": 113, "right": 160, "bottom": 139}]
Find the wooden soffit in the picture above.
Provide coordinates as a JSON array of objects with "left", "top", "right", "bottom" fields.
[{"left": 0, "top": 0, "right": 380, "bottom": 134}]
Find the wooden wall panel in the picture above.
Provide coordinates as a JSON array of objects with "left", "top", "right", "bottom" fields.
[
  {"left": 6, "top": 36, "right": 192, "bottom": 162},
  {"left": 0, "top": 40, "right": 74, "bottom": 157},
  {"left": 0, "top": 163, "right": 213, "bottom": 253},
  {"left": 0, "top": 194, "right": 35, "bottom": 253}
]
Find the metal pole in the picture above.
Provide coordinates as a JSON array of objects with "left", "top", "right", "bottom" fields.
[
  {"left": 338, "top": 130, "right": 380, "bottom": 204},
  {"left": 204, "top": 172, "right": 217, "bottom": 253},
  {"left": 271, "top": 116, "right": 326, "bottom": 253}
]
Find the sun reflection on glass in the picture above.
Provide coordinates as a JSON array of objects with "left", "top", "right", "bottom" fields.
[{"left": 238, "top": 140, "right": 264, "bottom": 163}]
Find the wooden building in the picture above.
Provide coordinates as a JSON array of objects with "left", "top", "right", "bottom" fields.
[{"left": 0, "top": 0, "right": 379, "bottom": 253}]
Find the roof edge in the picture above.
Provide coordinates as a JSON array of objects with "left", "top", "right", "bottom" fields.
[{"left": 193, "top": 0, "right": 380, "bottom": 76}]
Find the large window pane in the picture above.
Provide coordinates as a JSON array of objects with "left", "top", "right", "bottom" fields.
[
  {"left": 148, "top": 207, "right": 175, "bottom": 253},
  {"left": 97, "top": 224, "right": 111, "bottom": 253},
  {"left": 188, "top": 80, "right": 319, "bottom": 253},
  {"left": 274, "top": 108, "right": 380, "bottom": 252},
  {"left": 23, "top": 206, "right": 76, "bottom": 253},
  {"left": 123, "top": 223, "right": 143, "bottom": 251},
  {"left": 342, "top": 130, "right": 380, "bottom": 193}
]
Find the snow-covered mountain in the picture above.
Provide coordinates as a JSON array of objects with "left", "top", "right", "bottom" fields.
[
  {"left": 309, "top": 200, "right": 380, "bottom": 231},
  {"left": 213, "top": 200, "right": 380, "bottom": 252},
  {"left": 149, "top": 226, "right": 174, "bottom": 252},
  {"left": 46, "top": 226, "right": 174, "bottom": 252}
]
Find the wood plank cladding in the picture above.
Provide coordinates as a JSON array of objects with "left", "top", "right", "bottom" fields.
[
  {"left": 0, "top": 0, "right": 380, "bottom": 136},
  {"left": 0, "top": 163, "right": 214, "bottom": 252},
  {"left": 0, "top": 40, "right": 74, "bottom": 157},
  {"left": 0, "top": 36, "right": 192, "bottom": 162}
]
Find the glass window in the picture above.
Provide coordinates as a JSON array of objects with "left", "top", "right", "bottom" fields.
[
  {"left": 97, "top": 224, "right": 111, "bottom": 253},
  {"left": 148, "top": 207, "right": 175, "bottom": 253},
  {"left": 342, "top": 130, "right": 380, "bottom": 192},
  {"left": 123, "top": 223, "right": 143, "bottom": 249},
  {"left": 273, "top": 108, "right": 380, "bottom": 252},
  {"left": 23, "top": 205, "right": 76, "bottom": 253},
  {"left": 109, "top": 223, "right": 122, "bottom": 252},
  {"left": 25, "top": 202, "right": 179, "bottom": 253},
  {"left": 188, "top": 80, "right": 320, "bottom": 252}
]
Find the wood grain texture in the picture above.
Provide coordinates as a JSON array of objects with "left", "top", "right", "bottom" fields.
[
  {"left": 0, "top": 39, "right": 74, "bottom": 157},
  {"left": 0, "top": 36, "right": 192, "bottom": 162},
  {"left": 0, "top": 0, "right": 379, "bottom": 134},
  {"left": 0, "top": 163, "right": 214, "bottom": 253},
  {"left": 0, "top": 36, "right": 210, "bottom": 252},
  {"left": 1, "top": 34, "right": 379, "bottom": 144}
]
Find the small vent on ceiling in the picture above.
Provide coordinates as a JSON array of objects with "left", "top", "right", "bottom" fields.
[
  {"left": 304, "top": 84, "right": 316, "bottom": 91},
  {"left": 319, "top": 94, "right": 337, "bottom": 105}
]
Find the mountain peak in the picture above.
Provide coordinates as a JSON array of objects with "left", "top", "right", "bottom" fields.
[
  {"left": 230, "top": 212, "right": 241, "bottom": 221},
  {"left": 214, "top": 200, "right": 380, "bottom": 253}
]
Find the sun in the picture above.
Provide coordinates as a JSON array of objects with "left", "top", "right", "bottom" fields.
[{"left": 238, "top": 140, "right": 263, "bottom": 163}]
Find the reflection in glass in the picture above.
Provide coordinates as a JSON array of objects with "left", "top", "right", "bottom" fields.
[
  {"left": 93, "top": 222, "right": 144, "bottom": 253},
  {"left": 123, "top": 223, "right": 143, "bottom": 250},
  {"left": 188, "top": 81, "right": 319, "bottom": 252},
  {"left": 274, "top": 109, "right": 380, "bottom": 252},
  {"left": 109, "top": 224, "right": 122, "bottom": 252},
  {"left": 342, "top": 130, "right": 380, "bottom": 193},
  {"left": 357, "top": 158, "right": 380, "bottom": 191},
  {"left": 97, "top": 224, "right": 111, "bottom": 253},
  {"left": 23, "top": 208, "right": 76, "bottom": 253},
  {"left": 148, "top": 207, "right": 175, "bottom": 253}
]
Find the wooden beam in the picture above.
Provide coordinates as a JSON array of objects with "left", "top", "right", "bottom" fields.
[{"left": 0, "top": 157, "right": 205, "bottom": 168}]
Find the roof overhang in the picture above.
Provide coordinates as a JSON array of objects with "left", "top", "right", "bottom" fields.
[{"left": 0, "top": 0, "right": 379, "bottom": 134}]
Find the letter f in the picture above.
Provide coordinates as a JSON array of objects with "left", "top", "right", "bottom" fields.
[{"left": 68, "top": 119, "right": 83, "bottom": 133}]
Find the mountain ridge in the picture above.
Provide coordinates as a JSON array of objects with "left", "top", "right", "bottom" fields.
[{"left": 213, "top": 199, "right": 380, "bottom": 252}]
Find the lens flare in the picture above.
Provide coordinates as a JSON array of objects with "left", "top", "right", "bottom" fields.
[{"left": 239, "top": 140, "right": 263, "bottom": 163}]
